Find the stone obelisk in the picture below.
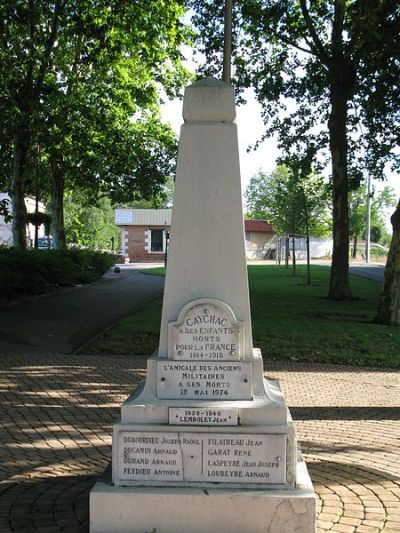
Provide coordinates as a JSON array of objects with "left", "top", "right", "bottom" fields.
[
  {"left": 159, "top": 78, "right": 253, "bottom": 359},
  {"left": 90, "top": 78, "right": 316, "bottom": 533}
]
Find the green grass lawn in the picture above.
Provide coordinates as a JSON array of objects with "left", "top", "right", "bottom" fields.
[{"left": 81, "top": 265, "right": 400, "bottom": 368}]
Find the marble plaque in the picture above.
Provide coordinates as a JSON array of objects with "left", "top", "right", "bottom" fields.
[
  {"left": 168, "top": 300, "right": 244, "bottom": 361},
  {"left": 117, "top": 431, "right": 286, "bottom": 485},
  {"left": 169, "top": 407, "right": 238, "bottom": 426},
  {"left": 157, "top": 361, "right": 252, "bottom": 400},
  {"left": 203, "top": 434, "right": 285, "bottom": 483},
  {"left": 119, "top": 432, "right": 184, "bottom": 482}
]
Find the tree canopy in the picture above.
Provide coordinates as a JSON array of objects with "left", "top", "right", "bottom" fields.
[
  {"left": 191, "top": 0, "right": 400, "bottom": 300},
  {"left": 245, "top": 165, "right": 330, "bottom": 238},
  {"left": 0, "top": 0, "right": 192, "bottom": 247},
  {"left": 349, "top": 184, "right": 396, "bottom": 255}
]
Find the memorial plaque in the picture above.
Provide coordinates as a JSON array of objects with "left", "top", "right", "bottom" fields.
[
  {"left": 203, "top": 434, "right": 285, "bottom": 483},
  {"left": 157, "top": 361, "right": 252, "bottom": 400},
  {"left": 117, "top": 431, "right": 286, "bottom": 485},
  {"left": 169, "top": 407, "right": 238, "bottom": 426},
  {"left": 119, "top": 431, "right": 185, "bottom": 482},
  {"left": 168, "top": 300, "right": 243, "bottom": 361}
]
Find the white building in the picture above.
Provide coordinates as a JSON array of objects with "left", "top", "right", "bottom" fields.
[{"left": 0, "top": 193, "right": 45, "bottom": 246}]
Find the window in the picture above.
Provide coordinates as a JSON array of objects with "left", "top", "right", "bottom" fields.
[{"left": 150, "top": 229, "right": 164, "bottom": 252}]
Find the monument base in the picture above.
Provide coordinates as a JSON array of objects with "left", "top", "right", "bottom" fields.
[{"left": 90, "top": 455, "right": 316, "bottom": 533}]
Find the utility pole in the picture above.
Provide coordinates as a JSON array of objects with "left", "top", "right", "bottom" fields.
[
  {"left": 365, "top": 175, "right": 372, "bottom": 263},
  {"left": 222, "top": 0, "right": 232, "bottom": 84}
]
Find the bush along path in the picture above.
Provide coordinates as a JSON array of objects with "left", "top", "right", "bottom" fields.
[
  {"left": 0, "top": 246, "right": 115, "bottom": 299},
  {"left": 82, "top": 265, "right": 400, "bottom": 368}
]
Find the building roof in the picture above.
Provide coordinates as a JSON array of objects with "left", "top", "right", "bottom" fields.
[{"left": 244, "top": 220, "right": 273, "bottom": 233}]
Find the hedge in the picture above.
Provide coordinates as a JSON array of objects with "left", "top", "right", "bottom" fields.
[{"left": 0, "top": 246, "right": 115, "bottom": 298}]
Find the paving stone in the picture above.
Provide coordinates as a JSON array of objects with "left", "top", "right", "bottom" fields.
[{"left": 0, "top": 355, "right": 399, "bottom": 533}]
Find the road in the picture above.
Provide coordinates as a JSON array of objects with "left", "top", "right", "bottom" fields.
[
  {"left": 349, "top": 263, "right": 385, "bottom": 282},
  {"left": 0, "top": 265, "right": 164, "bottom": 355}
]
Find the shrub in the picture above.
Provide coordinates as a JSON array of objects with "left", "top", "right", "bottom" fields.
[{"left": 0, "top": 246, "right": 115, "bottom": 298}]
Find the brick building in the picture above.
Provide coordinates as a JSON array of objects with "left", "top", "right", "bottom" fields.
[
  {"left": 115, "top": 209, "right": 171, "bottom": 262},
  {"left": 115, "top": 208, "right": 279, "bottom": 263}
]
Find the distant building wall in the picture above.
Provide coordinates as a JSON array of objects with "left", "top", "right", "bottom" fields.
[
  {"left": 281, "top": 237, "right": 333, "bottom": 259},
  {"left": 0, "top": 193, "right": 45, "bottom": 246},
  {"left": 0, "top": 193, "right": 12, "bottom": 245},
  {"left": 244, "top": 220, "right": 276, "bottom": 260}
]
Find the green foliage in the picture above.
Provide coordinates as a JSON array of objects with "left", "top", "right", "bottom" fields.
[
  {"left": 26, "top": 211, "right": 51, "bottom": 228},
  {"left": 245, "top": 166, "right": 330, "bottom": 237},
  {"left": 115, "top": 175, "right": 175, "bottom": 210},
  {"left": 191, "top": 0, "right": 399, "bottom": 178},
  {"left": 369, "top": 245, "right": 389, "bottom": 258},
  {"left": 191, "top": 0, "right": 399, "bottom": 300},
  {"left": 0, "top": 1, "right": 193, "bottom": 245},
  {"left": 0, "top": 247, "right": 115, "bottom": 298},
  {"left": 64, "top": 193, "right": 120, "bottom": 250},
  {"left": 349, "top": 185, "right": 396, "bottom": 243}
]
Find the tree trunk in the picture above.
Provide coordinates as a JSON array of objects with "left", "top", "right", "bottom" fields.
[
  {"left": 292, "top": 236, "right": 296, "bottom": 276},
  {"left": 375, "top": 200, "right": 400, "bottom": 325},
  {"left": 306, "top": 235, "right": 311, "bottom": 285},
  {"left": 302, "top": 189, "right": 311, "bottom": 285},
  {"left": 285, "top": 235, "right": 289, "bottom": 268},
  {"left": 327, "top": 0, "right": 354, "bottom": 300},
  {"left": 328, "top": 95, "right": 353, "bottom": 300},
  {"left": 10, "top": 124, "right": 31, "bottom": 247},
  {"left": 277, "top": 236, "right": 281, "bottom": 265},
  {"left": 327, "top": 72, "right": 353, "bottom": 299},
  {"left": 50, "top": 157, "right": 66, "bottom": 249},
  {"left": 34, "top": 144, "right": 40, "bottom": 248},
  {"left": 352, "top": 235, "right": 357, "bottom": 258}
]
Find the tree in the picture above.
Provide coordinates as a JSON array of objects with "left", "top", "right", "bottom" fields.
[
  {"left": 376, "top": 199, "right": 400, "bottom": 325},
  {"left": 0, "top": 1, "right": 64, "bottom": 247},
  {"left": 349, "top": 184, "right": 396, "bottom": 257},
  {"left": 191, "top": 0, "right": 399, "bottom": 300},
  {"left": 64, "top": 192, "right": 120, "bottom": 250},
  {"left": 245, "top": 165, "right": 330, "bottom": 280},
  {"left": 0, "top": 1, "right": 191, "bottom": 248},
  {"left": 246, "top": 166, "right": 330, "bottom": 236}
]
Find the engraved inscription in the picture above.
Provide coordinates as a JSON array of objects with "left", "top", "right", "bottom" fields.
[
  {"left": 117, "top": 431, "right": 286, "bottom": 485},
  {"left": 120, "top": 432, "right": 184, "bottom": 481},
  {"left": 169, "top": 300, "right": 243, "bottom": 361},
  {"left": 169, "top": 408, "right": 238, "bottom": 426},
  {"left": 204, "top": 435, "right": 285, "bottom": 482},
  {"left": 157, "top": 361, "right": 252, "bottom": 400}
]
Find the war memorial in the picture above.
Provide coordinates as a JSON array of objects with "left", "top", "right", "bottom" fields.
[{"left": 90, "top": 77, "right": 316, "bottom": 532}]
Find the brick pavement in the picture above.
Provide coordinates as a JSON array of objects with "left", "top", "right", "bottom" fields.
[{"left": 0, "top": 353, "right": 399, "bottom": 533}]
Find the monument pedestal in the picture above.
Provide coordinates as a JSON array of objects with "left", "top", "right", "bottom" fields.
[
  {"left": 90, "top": 79, "right": 316, "bottom": 532},
  {"left": 90, "top": 457, "right": 315, "bottom": 533}
]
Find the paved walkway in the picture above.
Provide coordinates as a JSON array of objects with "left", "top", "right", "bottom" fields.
[
  {"left": 0, "top": 264, "right": 164, "bottom": 355},
  {"left": 0, "top": 353, "right": 398, "bottom": 533}
]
